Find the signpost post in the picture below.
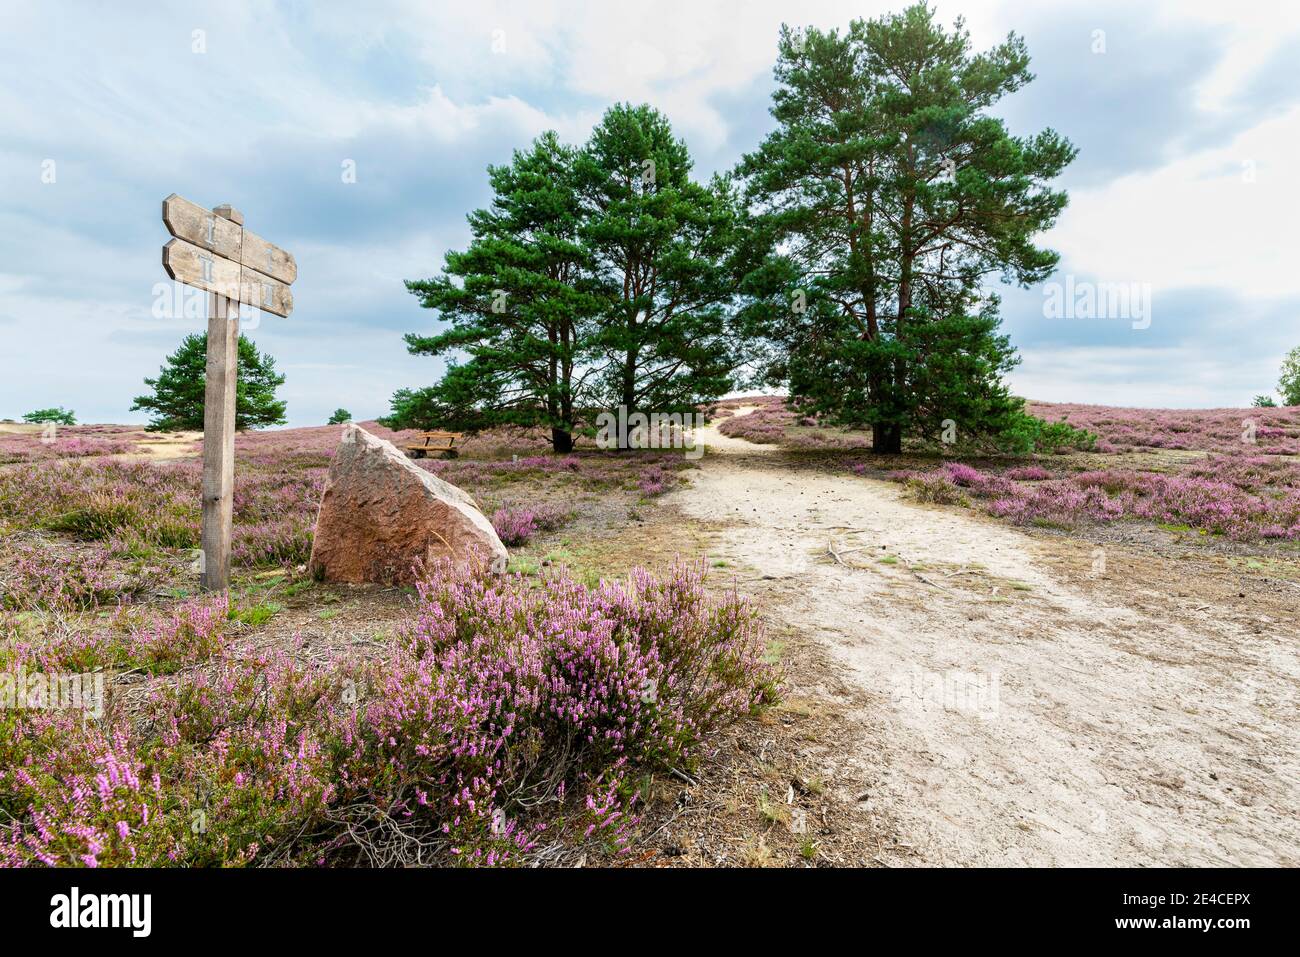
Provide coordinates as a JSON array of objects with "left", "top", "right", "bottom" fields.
[{"left": 162, "top": 194, "right": 295, "bottom": 591}]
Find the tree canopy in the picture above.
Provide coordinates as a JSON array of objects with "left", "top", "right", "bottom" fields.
[
  {"left": 738, "top": 3, "right": 1075, "bottom": 452},
  {"left": 22, "top": 407, "right": 76, "bottom": 425},
  {"left": 1279, "top": 346, "right": 1300, "bottom": 407},
  {"left": 389, "top": 5, "right": 1075, "bottom": 454},
  {"left": 388, "top": 108, "right": 750, "bottom": 451},
  {"left": 131, "top": 333, "right": 287, "bottom": 432}
]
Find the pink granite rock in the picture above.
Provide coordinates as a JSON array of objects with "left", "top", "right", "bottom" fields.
[{"left": 307, "top": 424, "right": 506, "bottom": 584}]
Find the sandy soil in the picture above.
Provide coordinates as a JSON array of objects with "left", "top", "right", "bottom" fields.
[
  {"left": 121, "top": 431, "right": 201, "bottom": 462},
  {"left": 0, "top": 422, "right": 200, "bottom": 463},
  {"left": 674, "top": 421, "right": 1300, "bottom": 866}
]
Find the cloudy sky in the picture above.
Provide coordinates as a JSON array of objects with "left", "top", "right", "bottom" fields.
[{"left": 1, "top": 0, "right": 1298, "bottom": 425}]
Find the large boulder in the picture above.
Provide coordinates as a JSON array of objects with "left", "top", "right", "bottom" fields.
[{"left": 307, "top": 424, "right": 507, "bottom": 584}]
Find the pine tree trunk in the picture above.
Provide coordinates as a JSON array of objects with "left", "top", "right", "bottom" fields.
[
  {"left": 551, "top": 427, "right": 574, "bottom": 453},
  {"left": 872, "top": 422, "right": 902, "bottom": 454}
]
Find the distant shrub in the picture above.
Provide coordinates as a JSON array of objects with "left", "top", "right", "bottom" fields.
[
  {"left": 885, "top": 453, "right": 1300, "bottom": 540},
  {"left": 22, "top": 407, "right": 76, "bottom": 425},
  {"left": 996, "top": 411, "right": 1097, "bottom": 454},
  {"left": 1005, "top": 465, "right": 1052, "bottom": 481}
]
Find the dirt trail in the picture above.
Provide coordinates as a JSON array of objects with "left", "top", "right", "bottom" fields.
[
  {"left": 121, "top": 431, "right": 202, "bottom": 462},
  {"left": 675, "top": 417, "right": 1299, "bottom": 866}
]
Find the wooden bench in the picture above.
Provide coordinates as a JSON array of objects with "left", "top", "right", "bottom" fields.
[{"left": 404, "top": 430, "right": 463, "bottom": 459}]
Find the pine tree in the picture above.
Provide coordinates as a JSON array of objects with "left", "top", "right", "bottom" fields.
[
  {"left": 739, "top": 4, "right": 1075, "bottom": 452},
  {"left": 131, "top": 333, "right": 286, "bottom": 432},
  {"left": 392, "top": 132, "right": 602, "bottom": 452},
  {"left": 22, "top": 407, "right": 76, "bottom": 425},
  {"left": 392, "top": 111, "right": 752, "bottom": 451},
  {"left": 576, "top": 104, "right": 748, "bottom": 436}
]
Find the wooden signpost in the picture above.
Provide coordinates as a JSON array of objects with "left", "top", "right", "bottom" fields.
[{"left": 162, "top": 194, "right": 296, "bottom": 591}]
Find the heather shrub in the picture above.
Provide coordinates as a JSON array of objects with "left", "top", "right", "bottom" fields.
[
  {"left": 0, "top": 541, "right": 155, "bottom": 613},
  {"left": 231, "top": 514, "right": 316, "bottom": 567},
  {"left": 490, "top": 503, "right": 570, "bottom": 546},
  {"left": 1026, "top": 401, "right": 1300, "bottom": 455},
  {"left": 0, "top": 648, "right": 352, "bottom": 867},
  {"left": 0, "top": 717, "right": 172, "bottom": 867},
  {"left": 714, "top": 398, "right": 872, "bottom": 450},
  {"left": 716, "top": 405, "right": 792, "bottom": 444},
  {"left": 942, "top": 462, "right": 986, "bottom": 488},
  {"left": 0, "top": 562, "right": 776, "bottom": 868},
  {"left": 1005, "top": 465, "right": 1052, "bottom": 481},
  {"left": 885, "top": 453, "right": 1300, "bottom": 539},
  {"left": 0, "top": 456, "right": 320, "bottom": 570},
  {"left": 0, "top": 460, "right": 200, "bottom": 549},
  {"left": 339, "top": 561, "right": 776, "bottom": 864},
  {"left": 2, "top": 595, "right": 230, "bottom": 675},
  {"left": 903, "top": 474, "right": 971, "bottom": 507},
  {"left": 0, "top": 433, "right": 137, "bottom": 465},
  {"left": 139, "top": 650, "right": 353, "bottom": 866},
  {"left": 637, "top": 464, "right": 670, "bottom": 496}
]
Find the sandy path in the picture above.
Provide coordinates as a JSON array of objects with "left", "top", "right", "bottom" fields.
[
  {"left": 121, "top": 431, "right": 202, "bottom": 462},
  {"left": 676, "top": 421, "right": 1299, "bottom": 866}
]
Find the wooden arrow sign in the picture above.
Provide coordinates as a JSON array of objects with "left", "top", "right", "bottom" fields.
[
  {"left": 162, "top": 237, "right": 242, "bottom": 299},
  {"left": 240, "top": 228, "right": 297, "bottom": 286},
  {"left": 161, "top": 193, "right": 295, "bottom": 316},
  {"left": 160, "top": 196, "right": 297, "bottom": 593},
  {"left": 162, "top": 193, "right": 243, "bottom": 261},
  {"left": 239, "top": 268, "right": 293, "bottom": 318}
]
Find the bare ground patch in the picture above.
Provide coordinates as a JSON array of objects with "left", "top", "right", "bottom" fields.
[{"left": 666, "top": 423, "right": 1300, "bottom": 866}]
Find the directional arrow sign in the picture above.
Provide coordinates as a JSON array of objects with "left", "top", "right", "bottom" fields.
[
  {"left": 240, "top": 228, "right": 297, "bottom": 286},
  {"left": 162, "top": 194, "right": 295, "bottom": 317},
  {"left": 238, "top": 266, "right": 293, "bottom": 318},
  {"left": 161, "top": 197, "right": 296, "bottom": 593},
  {"left": 162, "top": 237, "right": 242, "bottom": 300},
  {"left": 162, "top": 193, "right": 243, "bottom": 262}
]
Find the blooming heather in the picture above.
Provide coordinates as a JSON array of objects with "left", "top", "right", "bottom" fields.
[
  {"left": 882, "top": 456, "right": 1300, "bottom": 540},
  {"left": 0, "top": 562, "right": 776, "bottom": 867},
  {"left": 490, "top": 503, "right": 570, "bottom": 546}
]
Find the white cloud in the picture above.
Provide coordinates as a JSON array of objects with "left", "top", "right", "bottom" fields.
[
  {"left": 1049, "top": 104, "right": 1300, "bottom": 299},
  {"left": 4, "top": 0, "right": 1300, "bottom": 421}
]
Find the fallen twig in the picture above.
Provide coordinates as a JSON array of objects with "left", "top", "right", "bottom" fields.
[{"left": 667, "top": 767, "right": 699, "bottom": 787}]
